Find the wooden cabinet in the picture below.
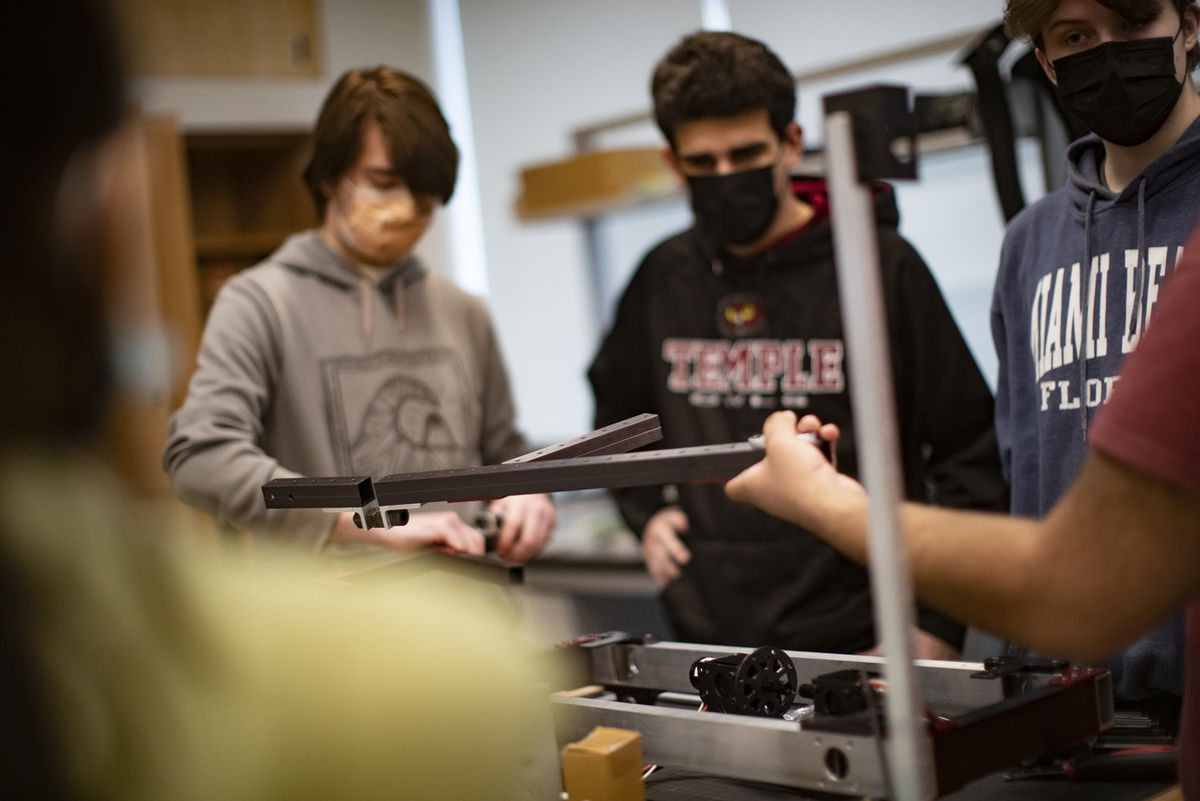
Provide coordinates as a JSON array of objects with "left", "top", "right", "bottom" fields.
[
  {"left": 113, "top": 0, "right": 323, "bottom": 78},
  {"left": 185, "top": 131, "right": 317, "bottom": 310},
  {"left": 105, "top": 119, "right": 315, "bottom": 493}
]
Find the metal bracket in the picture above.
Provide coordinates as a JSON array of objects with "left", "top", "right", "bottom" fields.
[{"left": 822, "top": 85, "right": 918, "bottom": 181}]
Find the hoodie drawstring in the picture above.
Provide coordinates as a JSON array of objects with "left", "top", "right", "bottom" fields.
[
  {"left": 360, "top": 270, "right": 411, "bottom": 341},
  {"left": 1078, "top": 177, "right": 1148, "bottom": 439},
  {"left": 1135, "top": 177, "right": 1149, "bottom": 351},
  {"left": 359, "top": 276, "right": 373, "bottom": 340},
  {"left": 1079, "top": 191, "right": 1096, "bottom": 438},
  {"left": 392, "top": 275, "right": 407, "bottom": 334}
]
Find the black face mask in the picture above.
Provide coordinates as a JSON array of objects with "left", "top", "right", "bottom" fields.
[
  {"left": 1053, "top": 33, "right": 1184, "bottom": 147},
  {"left": 686, "top": 164, "right": 780, "bottom": 249}
]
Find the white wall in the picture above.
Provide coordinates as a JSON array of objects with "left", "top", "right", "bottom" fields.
[
  {"left": 457, "top": 0, "right": 704, "bottom": 444},
  {"left": 735, "top": 1, "right": 1004, "bottom": 77}
]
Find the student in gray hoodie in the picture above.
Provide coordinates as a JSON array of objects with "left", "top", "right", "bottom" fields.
[
  {"left": 164, "top": 67, "right": 555, "bottom": 562},
  {"left": 993, "top": 0, "right": 1200, "bottom": 703}
]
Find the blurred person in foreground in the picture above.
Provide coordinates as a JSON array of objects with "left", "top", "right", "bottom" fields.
[{"left": 0, "top": 3, "right": 550, "bottom": 798}]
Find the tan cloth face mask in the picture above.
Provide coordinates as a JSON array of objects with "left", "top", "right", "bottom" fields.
[{"left": 335, "top": 179, "right": 425, "bottom": 265}]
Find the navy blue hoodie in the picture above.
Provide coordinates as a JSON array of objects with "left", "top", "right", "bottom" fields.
[{"left": 991, "top": 116, "right": 1200, "bottom": 699}]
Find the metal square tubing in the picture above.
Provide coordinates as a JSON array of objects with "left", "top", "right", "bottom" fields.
[
  {"left": 372, "top": 442, "right": 764, "bottom": 506},
  {"left": 504, "top": 413, "right": 662, "bottom": 463}
]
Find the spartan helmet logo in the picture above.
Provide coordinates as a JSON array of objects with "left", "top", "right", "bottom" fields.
[
  {"left": 716, "top": 293, "right": 767, "bottom": 338},
  {"left": 351, "top": 375, "right": 461, "bottom": 474}
]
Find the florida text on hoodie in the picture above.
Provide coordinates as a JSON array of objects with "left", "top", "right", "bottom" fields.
[
  {"left": 589, "top": 179, "right": 1008, "bottom": 653},
  {"left": 991, "top": 118, "right": 1200, "bottom": 698},
  {"left": 163, "top": 231, "right": 530, "bottom": 552}
]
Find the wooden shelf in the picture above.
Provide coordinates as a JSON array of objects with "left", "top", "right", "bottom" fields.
[
  {"left": 518, "top": 185, "right": 682, "bottom": 222},
  {"left": 178, "top": 130, "right": 318, "bottom": 311},
  {"left": 516, "top": 148, "right": 679, "bottom": 222},
  {"left": 185, "top": 130, "right": 316, "bottom": 265}
]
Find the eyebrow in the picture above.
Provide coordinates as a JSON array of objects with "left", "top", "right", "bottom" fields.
[
  {"left": 1045, "top": 2, "right": 1162, "bottom": 35},
  {"left": 731, "top": 142, "right": 770, "bottom": 157},
  {"left": 678, "top": 140, "right": 773, "bottom": 161},
  {"left": 1045, "top": 18, "right": 1088, "bottom": 33}
]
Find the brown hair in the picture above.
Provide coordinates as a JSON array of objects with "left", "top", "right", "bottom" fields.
[
  {"left": 302, "top": 66, "right": 459, "bottom": 217},
  {"left": 651, "top": 31, "right": 796, "bottom": 150},
  {"left": 1005, "top": 0, "right": 1200, "bottom": 70}
]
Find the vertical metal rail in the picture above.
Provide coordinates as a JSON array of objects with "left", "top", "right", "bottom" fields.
[{"left": 823, "top": 110, "right": 935, "bottom": 800}]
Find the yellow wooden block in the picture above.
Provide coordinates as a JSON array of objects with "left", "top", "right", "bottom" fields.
[{"left": 561, "top": 726, "right": 646, "bottom": 801}]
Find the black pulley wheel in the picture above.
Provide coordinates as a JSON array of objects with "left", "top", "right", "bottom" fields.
[{"left": 733, "top": 646, "right": 797, "bottom": 717}]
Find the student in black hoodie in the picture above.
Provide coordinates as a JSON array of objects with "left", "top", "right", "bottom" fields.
[{"left": 588, "top": 31, "right": 1008, "bottom": 656}]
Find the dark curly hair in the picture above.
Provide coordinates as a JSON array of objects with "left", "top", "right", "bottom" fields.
[{"left": 651, "top": 31, "right": 796, "bottom": 149}]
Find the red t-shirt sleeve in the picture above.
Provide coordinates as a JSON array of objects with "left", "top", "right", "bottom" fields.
[{"left": 1089, "top": 229, "right": 1200, "bottom": 497}]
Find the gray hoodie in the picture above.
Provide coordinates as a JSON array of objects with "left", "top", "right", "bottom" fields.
[{"left": 164, "top": 231, "right": 530, "bottom": 551}]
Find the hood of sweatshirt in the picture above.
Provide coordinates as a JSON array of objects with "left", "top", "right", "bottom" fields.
[
  {"left": 1064, "top": 117, "right": 1200, "bottom": 217},
  {"left": 270, "top": 230, "right": 428, "bottom": 291},
  {"left": 269, "top": 230, "right": 428, "bottom": 339}
]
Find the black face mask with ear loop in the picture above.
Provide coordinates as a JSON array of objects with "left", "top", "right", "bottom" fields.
[
  {"left": 1052, "top": 31, "right": 1185, "bottom": 147},
  {"left": 686, "top": 164, "right": 781, "bottom": 249}
]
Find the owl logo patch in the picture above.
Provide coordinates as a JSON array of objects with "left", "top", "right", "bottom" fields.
[{"left": 717, "top": 293, "right": 766, "bottom": 337}]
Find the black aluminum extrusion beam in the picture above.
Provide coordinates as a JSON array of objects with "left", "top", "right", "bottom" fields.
[
  {"left": 504, "top": 413, "right": 662, "bottom": 463},
  {"left": 371, "top": 442, "right": 763, "bottom": 506},
  {"left": 262, "top": 475, "right": 374, "bottom": 509},
  {"left": 262, "top": 442, "right": 765, "bottom": 511}
]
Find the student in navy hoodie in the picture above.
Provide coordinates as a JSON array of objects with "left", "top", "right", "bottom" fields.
[{"left": 993, "top": 0, "right": 1200, "bottom": 704}]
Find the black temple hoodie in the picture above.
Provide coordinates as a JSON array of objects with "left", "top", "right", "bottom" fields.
[{"left": 589, "top": 178, "right": 1007, "bottom": 652}]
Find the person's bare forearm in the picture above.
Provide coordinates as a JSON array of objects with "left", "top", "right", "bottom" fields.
[
  {"left": 810, "top": 495, "right": 1055, "bottom": 653},
  {"left": 728, "top": 414, "right": 1200, "bottom": 665},
  {"left": 898, "top": 504, "right": 1056, "bottom": 652},
  {"left": 839, "top": 458, "right": 1200, "bottom": 663},
  {"left": 822, "top": 497, "right": 1171, "bottom": 662}
]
